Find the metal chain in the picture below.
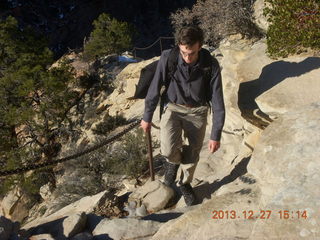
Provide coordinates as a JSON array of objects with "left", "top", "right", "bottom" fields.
[{"left": 0, "top": 119, "right": 141, "bottom": 177}]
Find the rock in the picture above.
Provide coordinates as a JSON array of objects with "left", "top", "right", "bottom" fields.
[
  {"left": 255, "top": 57, "right": 320, "bottom": 117},
  {"left": 247, "top": 103, "right": 320, "bottom": 238},
  {"left": 152, "top": 189, "right": 261, "bottom": 240},
  {"left": 236, "top": 39, "right": 320, "bottom": 119},
  {"left": 1, "top": 188, "right": 21, "bottom": 218},
  {"left": 62, "top": 212, "right": 87, "bottom": 238},
  {"left": 151, "top": 105, "right": 320, "bottom": 239},
  {"left": 70, "top": 232, "right": 93, "bottom": 240},
  {"left": 1, "top": 187, "right": 32, "bottom": 222},
  {"left": 92, "top": 218, "right": 162, "bottom": 240},
  {"left": 29, "top": 234, "right": 55, "bottom": 240},
  {"left": 39, "top": 183, "right": 53, "bottom": 201},
  {"left": 237, "top": 39, "right": 273, "bottom": 117},
  {"left": 129, "top": 180, "right": 175, "bottom": 213},
  {"left": 192, "top": 37, "right": 260, "bottom": 189},
  {"left": 124, "top": 202, "right": 148, "bottom": 217},
  {"left": 0, "top": 216, "right": 13, "bottom": 240},
  {"left": 253, "top": 0, "right": 270, "bottom": 32},
  {"left": 99, "top": 57, "right": 159, "bottom": 117},
  {"left": 22, "top": 190, "right": 108, "bottom": 231},
  {"left": 122, "top": 178, "right": 138, "bottom": 191}
]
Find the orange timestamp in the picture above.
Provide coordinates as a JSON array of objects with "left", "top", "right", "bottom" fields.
[{"left": 212, "top": 210, "right": 308, "bottom": 220}]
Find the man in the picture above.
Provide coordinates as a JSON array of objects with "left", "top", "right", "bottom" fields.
[{"left": 140, "top": 26, "right": 225, "bottom": 206}]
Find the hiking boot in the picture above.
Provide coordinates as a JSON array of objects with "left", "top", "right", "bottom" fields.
[
  {"left": 163, "top": 162, "right": 179, "bottom": 186},
  {"left": 179, "top": 183, "right": 197, "bottom": 206}
]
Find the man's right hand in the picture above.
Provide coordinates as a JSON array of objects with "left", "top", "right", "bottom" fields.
[{"left": 140, "top": 119, "right": 152, "bottom": 132}]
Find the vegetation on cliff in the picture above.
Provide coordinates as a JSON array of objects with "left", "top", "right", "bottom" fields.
[
  {"left": 83, "top": 13, "right": 135, "bottom": 61},
  {"left": 264, "top": 0, "right": 320, "bottom": 58}
]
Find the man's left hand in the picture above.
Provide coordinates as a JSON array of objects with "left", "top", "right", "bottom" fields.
[{"left": 208, "top": 140, "right": 220, "bottom": 153}]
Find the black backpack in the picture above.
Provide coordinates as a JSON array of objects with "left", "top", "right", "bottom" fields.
[{"left": 132, "top": 46, "right": 214, "bottom": 115}]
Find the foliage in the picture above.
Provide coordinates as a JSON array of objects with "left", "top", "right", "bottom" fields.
[
  {"left": 78, "top": 72, "right": 100, "bottom": 89},
  {"left": 104, "top": 128, "right": 149, "bottom": 179},
  {"left": 170, "top": 0, "right": 262, "bottom": 47},
  {"left": 93, "top": 113, "right": 128, "bottom": 135},
  {"left": 0, "top": 16, "right": 79, "bottom": 196},
  {"left": 264, "top": 0, "right": 320, "bottom": 58},
  {"left": 0, "top": 168, "right": 54, "bottom": 197},
  {"left": 83, "top": 13, "right": 135, "bottom": 61}
]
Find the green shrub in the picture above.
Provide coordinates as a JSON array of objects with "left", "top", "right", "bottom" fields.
[
  {"left": 104, "top": 128, "right": 149, "bottom": 179},
  {"left": 264, "top": 0, "right": 320, "bottom": 58},
  {"left": 83, "top": 13, "right": 135, "bottom": 61},
  {"left": 93, "top": 114, "right": 128, "bottom": 135}
]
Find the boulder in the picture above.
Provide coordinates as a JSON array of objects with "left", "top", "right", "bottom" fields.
[
  {"left": 247, "top": 103, "right": 320, "bottom": 238},
  {"left": 152, "top": 102, "right": 320, "bottom": 239},
  {"left": 253, "top": 0, "right": 270, "bottom": 32},
  {"left": 129, "top": 180, "right": 175, "bottom": 213},
  {"left": 152, "top": 186, "right": 261, "bottom": 240},
  {"left": 98, "top": 56, "right": 159, "bottom": 118},
  {"left": 39, "top": 183, "right": 53, "bottom": 201},
  {"left": 29, "top": 234, "right": 55, "bottom": 240},
  {"left": 62, "top": 212, "right": 87, "bottom": 238},
  {"left": 1, "top": 188, "right": 21, "bottom": 218},
  {"left": 192, "top": 37, "right": 264, "bottom": 190},
  {"left": 1, "top": 187, "right": 32, "bottom": 222},
  {"left": 22, "top": 190, "right": 108, "bottom": 231},
  {"left": 255, "top": 57, "right": 320, "bottom": 116},
  {"left": 93, "top": 218, "right": 162, "bottom": 240}
]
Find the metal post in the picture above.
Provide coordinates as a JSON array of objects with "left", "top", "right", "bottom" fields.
[
  {"left": 146, "top": 130, "right": 155, "bottom": 181},
  {"left": 160, "top": 37, "right": 163, "bottom": 53}
]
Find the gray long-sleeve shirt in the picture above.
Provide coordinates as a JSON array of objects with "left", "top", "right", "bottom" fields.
[{"left": 143, "top": 48, "right": 225, "bottom": 141}]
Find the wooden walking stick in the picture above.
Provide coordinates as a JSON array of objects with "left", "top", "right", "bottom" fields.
[{"left": 146, "top": 130, "right": 155, "bottom": 181}]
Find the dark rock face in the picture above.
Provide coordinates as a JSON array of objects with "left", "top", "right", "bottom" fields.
[{"left": 1, "top": 0, "right": 195, "bottom": 58}]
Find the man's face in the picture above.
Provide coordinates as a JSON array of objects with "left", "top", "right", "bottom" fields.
[{"left": 179, "top": 42, "right": 202, "bottom": 64}]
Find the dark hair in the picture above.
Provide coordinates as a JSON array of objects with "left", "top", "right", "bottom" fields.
[{"left": 176, "top": 25, "right": 204, "bottom": 46}]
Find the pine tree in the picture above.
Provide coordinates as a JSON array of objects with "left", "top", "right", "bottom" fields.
[
  {"left": 0, "top": 16, "right": 78, "bottom": 195},
  {"left": 83, "top": 13, "right": 135, "bottom": 60}
]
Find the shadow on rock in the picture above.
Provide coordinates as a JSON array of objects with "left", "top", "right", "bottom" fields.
[
  {"left": 194, "top": 156, "right": 251, "bottom": 203},
  {"left": 238, "top": 57, "right": 320, "bottom": 127},
  {"left": 142, "top": 212, "right": 183, "bottom": 223},
  {"left": 21, "top": 217, "right": 68, "bottom": 239},
  {"left": 93, "top": 233, "right": 112, "bottom": 240}
]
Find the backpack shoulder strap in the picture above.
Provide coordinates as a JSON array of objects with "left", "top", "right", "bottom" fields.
[
  {"left": 159, "top": 46, "right": 179, "bottom": 118},
  {"left": 199, "top": 48, "right": 215, "bottom": 105},
  {"left": 199, "top": 48, "right": 213, "bottom": 69},
  {"left": 165, "top": 46, "right": 180, "bottom": 86}
]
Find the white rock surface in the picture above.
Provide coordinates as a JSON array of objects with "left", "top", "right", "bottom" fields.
[
  {"left": 29, "top": 234, "right": 55, "bottom": 240},
  {"left": 129, "top": 180, "right": 175, "bottom": 213},
  {"left": 253, "top": 0, "right": 270, "bottom": 32},
  {"left": 247, "top": 103, "right": 320, "bottom": 238},
  {"left": 255, "top": 57, "right": 320, "bottom": 116},
  {"left": 93, "top": 218, "right": 162, "bottom": 240},
  {"left": 23, "top": 191, "right": 107, "bottom": 230},
  {"left": 62, "top": 212, "right": 87, "bottom": 238}
]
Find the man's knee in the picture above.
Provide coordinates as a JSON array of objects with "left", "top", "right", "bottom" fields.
[{"left": 161, "top": 147, "right": 182, "bottom": 164}]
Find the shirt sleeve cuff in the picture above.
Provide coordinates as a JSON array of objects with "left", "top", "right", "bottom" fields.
[
  {"left": 143, "top": 112, "right": 153, "bottom": 123},
  {"left": 210, "top": 129, "right": 222, "bottom": 141}
]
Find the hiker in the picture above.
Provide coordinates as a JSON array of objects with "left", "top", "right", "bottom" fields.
[{"left": 140, "top": 25, "right": 225, "bottom": 206}]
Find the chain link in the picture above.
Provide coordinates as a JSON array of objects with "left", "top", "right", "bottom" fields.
[{"left": 0, "top": 119, "right": 141, "bottom": 177}]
